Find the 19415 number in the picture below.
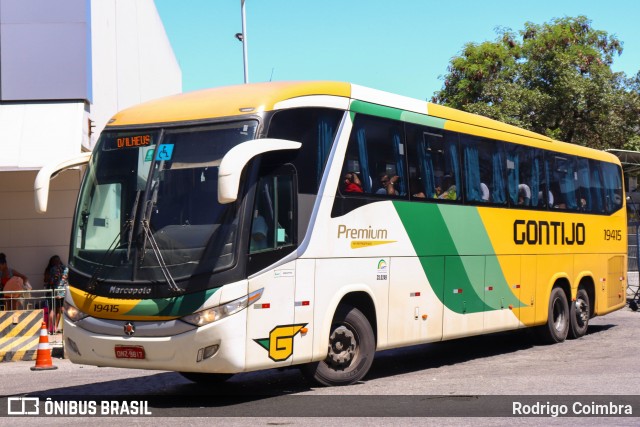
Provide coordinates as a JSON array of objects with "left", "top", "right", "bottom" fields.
[
  {"left": 93, "top": 303, "right": 120, "bottom": 313},
  {"left": 604, "top": 229, "right": 622, "bottom": 241}
]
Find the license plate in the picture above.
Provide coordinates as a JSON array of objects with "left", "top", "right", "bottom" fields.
[{"left": 115, "top": 345, "right": 145, "bottom": 359}]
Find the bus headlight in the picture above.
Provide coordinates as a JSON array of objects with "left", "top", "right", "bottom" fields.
[
  {"left": 181, "top": 288, "right": 263, "bottom": 327},
  {"left": 64, "top": 301, "right": 88, "bottom": 322}
]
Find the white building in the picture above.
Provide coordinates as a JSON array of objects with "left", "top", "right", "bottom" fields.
[{"left": 0, "top": 0, "right": 181, "bottom": 288}]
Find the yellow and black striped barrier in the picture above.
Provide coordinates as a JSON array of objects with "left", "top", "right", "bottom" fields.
[{"left": 0, "top": 310, "right": 45, "bottom": 362}]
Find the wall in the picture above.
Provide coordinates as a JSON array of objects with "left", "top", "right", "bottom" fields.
[
  {"left": 0, "top": 101, "right": 87, "bottom": 171},
  {"left": 89, "top": 0, "right": 182, "bottom": 148},
  {"left": 0, "top": 0, "right": 181, "bottom": 289},
  {"left": 0, "top": 170, "right": 81, "bottom": 289},
  {"left": 0, "top": 0, "right": 92, "bottom": 102}
]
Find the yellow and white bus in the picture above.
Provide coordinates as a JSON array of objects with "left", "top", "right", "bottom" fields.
[{"left": 36, "top": 81, "right": 627, "bottom": 386}]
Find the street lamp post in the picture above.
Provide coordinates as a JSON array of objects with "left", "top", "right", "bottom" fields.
[{"left": 240, "top": 0, "right": 249, "bottom": 84}]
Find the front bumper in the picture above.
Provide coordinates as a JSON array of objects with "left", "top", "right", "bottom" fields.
[{"left": 63, "top": 310, "right": 248, "bottom": 373}]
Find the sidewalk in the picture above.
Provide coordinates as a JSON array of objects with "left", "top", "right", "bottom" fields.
[
  {"left": 49, "top": 331, "right": 64, "bottom": 358},
  {"left": 628, "top": 271, "right": 639, "bottom": 299}
]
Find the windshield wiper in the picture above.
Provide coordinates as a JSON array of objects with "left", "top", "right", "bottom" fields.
[
  {"left": 138, "top": 180, "right": 183, "bottom": 295},
  {"left": 126, "top": 190, "right": 142, "bottom": 262},
  {"left": 140, "top": 219, "right": 183, "bottom": 294}
]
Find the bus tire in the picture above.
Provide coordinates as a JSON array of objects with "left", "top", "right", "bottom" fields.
[
  {"left": 302, "top": 305, "right": 375, "bottom": 386},
  {"left": 179, "top": 372, "right": 233, "bottom": 384},
  {"left": 537, "top": 287, "right": 569, "bottom": 344},
  {"left": 568, "top": 288, "right": 590, "bottom": 339}
]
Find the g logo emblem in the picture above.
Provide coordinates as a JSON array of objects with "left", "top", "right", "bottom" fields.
[{"left": 254, "top": 324, "right": 307, "bottom": 362}]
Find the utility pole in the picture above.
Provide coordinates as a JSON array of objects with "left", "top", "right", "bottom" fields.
[{"left": 240, "top": 0, "right": 249, "bottom": 83}]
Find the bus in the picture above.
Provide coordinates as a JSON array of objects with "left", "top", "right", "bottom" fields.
[{"left": 35, "top": 81, "right": 627, "bottom": 386}]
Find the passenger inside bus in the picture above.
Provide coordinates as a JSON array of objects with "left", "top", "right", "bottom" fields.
[
  {"left": 438, "top": 176, "right": 457, "bottom": 200},
  {"left": 538, "top": 190, "right": 554, "bottom": 207},
  {"left": 376, "top": 173, "right": 400, "bottom": 196},
  {"left": 343, "top": 172, "right": 364, "bottom": 193},
  {"left": 480, "top": 182, "right": 490, "bottom": 201},
  {"left": 518, "top": 183, "right": 531, "bottom": 206}
]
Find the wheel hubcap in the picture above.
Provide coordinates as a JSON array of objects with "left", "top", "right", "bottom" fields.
[
  {"left": 575, "top": 299, "right": 588, "bottom": 325},
  {"left": 552, "top": 297, "right": 566, "bottom": 331},
  {"left": 326, "top": 325, "right": 357, "bottom": 369}
]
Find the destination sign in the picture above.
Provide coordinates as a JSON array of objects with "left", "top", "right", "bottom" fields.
[
  {"left": 102, "top": 131, "right": 159, "bottom": 152},
  {"left": 116, "top": 134, "right": 152, "bottom": 148}
]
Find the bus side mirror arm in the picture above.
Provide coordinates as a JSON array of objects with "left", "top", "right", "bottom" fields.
[
  {"left": 34, "top": 152, "right": 92, "bottom": 213},
  {"left": 218, "top": 138, "right": 301, "bottom": 204}
]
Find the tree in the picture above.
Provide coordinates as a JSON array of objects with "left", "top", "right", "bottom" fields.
[{"left": 433, "top": 16, "right": 640, "bottom": 150}]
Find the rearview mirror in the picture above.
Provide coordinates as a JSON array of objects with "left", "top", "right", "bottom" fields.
[
  {"left": 34, "top": 152, "right": 92, "bottom": 213},
  {"left": 218, "top": 138, "right": 301, "bottom": 204}
]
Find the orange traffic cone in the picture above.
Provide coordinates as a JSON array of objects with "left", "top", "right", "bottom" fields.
[{"left": 30, "top": 321, "right": 58, "bottom": 371}]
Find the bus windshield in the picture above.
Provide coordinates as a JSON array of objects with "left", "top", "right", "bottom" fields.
[{"left": 71, "top": 121, "right": 258, "bottom": 284}]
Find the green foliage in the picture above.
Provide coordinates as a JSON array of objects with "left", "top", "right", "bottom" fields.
[{"left": 433, "top": 16, "right": 640, "bottom": 150}]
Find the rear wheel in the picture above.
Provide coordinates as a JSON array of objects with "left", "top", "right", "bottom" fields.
[
  {"left": 178, "top": 372, "right": 233, "bottom": 384},
  {"left": 536, "top": 287, "right": 569, "bottom": 344},
  {"left": 568, "top": 288, "right": 590, "bottom": 339},
  {"left": 302, "top": 305, "right": 375, "bottom": 386}
]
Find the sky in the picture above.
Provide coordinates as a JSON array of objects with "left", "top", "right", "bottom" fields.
[{"left": 154, "top": 0, "right": 640, "bottom": 102}]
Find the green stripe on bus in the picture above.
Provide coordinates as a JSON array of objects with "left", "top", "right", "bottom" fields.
[
  {"left": 393, "top": 202, "right": 523, "bottom": 313},
  {"left": 126, "top": 288, "right": 219, "bottom": 317},
  {"left": 438, "top": 204, "right": 494, "bottom": 255},
  {"left": 350, "top": 101, "right": 445, "bottom": 128},
  {"left": 400, "top": 111, "right": 445, "bottom": 129},
  {"left": 437, "top": 204, "right": 523, "bottom": 310},
  {"left": 394, "top": 202, "right": 458, "bottom": 256},
  {"left": 350, "top": 100, "right": 402, "bottom": 121}
]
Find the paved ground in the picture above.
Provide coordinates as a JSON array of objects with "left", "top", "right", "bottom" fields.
[{"left": 1, "top": 304, "right": 639, "bottom": 426}]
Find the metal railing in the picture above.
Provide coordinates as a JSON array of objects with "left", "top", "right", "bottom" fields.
[
  {"left": 627, "top": 202, "right": 640, "bottom": 300},
  {"left": 0, "top": 288, "right": 64, "bottom": 333}
]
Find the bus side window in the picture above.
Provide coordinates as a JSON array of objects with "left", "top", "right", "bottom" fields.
[
  {"left": 406, "top": 124, "right": 460, "bottom": 202},
  {"left": 576, "top": 158, "right": 592, "bottom": 212},
  {"left": 341, "top": 115, "right": 408, "bottom": 198},
  {"left": 460, "top": 135, "right": 506, "bottom": 204},
  {"left": 267, "top": 108, "right": 343, "bottom": 195},
  {"left": 552, "top": 155, "right": 578, "bottom": 210},
  {"left": 600, "top": 162, "right": 623, "bottom": 213},
  {"left": 542, "top": 153, "right": 556, "bottom": 209},
  {"left": 506, "top": 144, "right": 528, "bottom": 206},
  {"left": 250, "top": 172, "right": 295, "bottom": 254},
  {"left": 589, "top": 159, "right": 605, "bottom": 213}
]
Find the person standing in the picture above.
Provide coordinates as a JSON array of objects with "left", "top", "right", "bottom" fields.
[
  {"left": 0, "top": 253, "right": 30, "bottom": 310},
  {"left": 45, "top": 255, "right": 68, "bottom": 333}
]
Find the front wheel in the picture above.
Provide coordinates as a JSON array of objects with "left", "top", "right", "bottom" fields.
[
  {"left": 536, "top": 287, "right": 569, "bottom": 344},
  {"left": 302, "top": 305, "right": 375, "bottom": 386},
  {"left": 568, "top": 288, "right": 590, "bottom": 339}
]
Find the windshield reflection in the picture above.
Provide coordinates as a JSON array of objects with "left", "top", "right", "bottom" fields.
[{"left": 71, "top": 121, "right": 258, "bottom": 285}]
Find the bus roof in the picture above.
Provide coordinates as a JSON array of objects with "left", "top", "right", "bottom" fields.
[
  {"left": 107, "top": 81, "right": 352, "bottom": 127},
  {"left": 105, "top": 81, "right": 619, "bottom": 164}
]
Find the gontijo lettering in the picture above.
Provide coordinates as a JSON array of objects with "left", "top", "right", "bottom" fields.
[{"left": 513, "top": 220, "right": 586, "bottom": 245}]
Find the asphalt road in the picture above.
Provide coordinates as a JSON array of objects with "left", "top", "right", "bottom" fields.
[{"left": 1, "top": 305, "right": 639, "bottom": 426}]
